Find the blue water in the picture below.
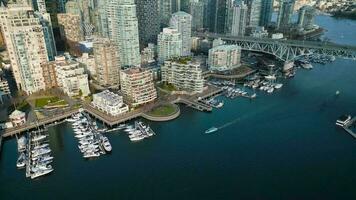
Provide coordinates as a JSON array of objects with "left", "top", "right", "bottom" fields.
[{"left": 1, "top": 16, "right": 356, "bottom": 199}]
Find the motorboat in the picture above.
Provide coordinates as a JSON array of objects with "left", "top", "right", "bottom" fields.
[
  {"left": 274, "top": 83, "right": 283, "bottom": 89},
  {"left": 16, "top": 152, "right": 26, "bottom": 168},
  {"left": 17, "top": 136, "right": 27, "bottom": 152},
  {"left": 33, "top": 143, "right": 49, "bottom": 150},
  {"left": 32, "top": 135, "right": 47, "bottom": 142},
  {"left": 205, "top": 127, "right": 218, "bottom": 134},
  {"left": 32, "top": 148, "right": 51, "bottom": 157},
  {"left": 31, "top": 168, "right": 53, "bottom": 179},
  {"left": 83, "top": 151, "right": 100, "bottom": 158}
]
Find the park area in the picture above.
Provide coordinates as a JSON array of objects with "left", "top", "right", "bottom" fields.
[
  {"left": 34, "top": 96, "right": 68, "bottom": 108},
  {"left": 146, "top": 104, "right": 178, "bottom": 117}
]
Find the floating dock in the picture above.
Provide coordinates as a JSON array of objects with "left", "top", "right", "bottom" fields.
[
  {"left": 0, "top": 135, "right": 3, "bottom": 156},
  {"left": 342, "top": 117, "right": 356, "bottom": 139}
]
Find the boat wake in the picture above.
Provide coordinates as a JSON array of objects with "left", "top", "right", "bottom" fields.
[
  {"left": 204, "top": 118, "right": 241, "bottom": 134},
  {"left": 217, "top": 118, "right": 241, "bottom": 130}
]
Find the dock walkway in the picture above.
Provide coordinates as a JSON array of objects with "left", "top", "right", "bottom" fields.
[{"left": 2, "top": 109, "right": 79, "bottom": 138}]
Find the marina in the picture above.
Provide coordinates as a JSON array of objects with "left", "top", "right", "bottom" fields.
[
  {"left": 123, "top": 121, "right": 155, "bottom": 142},
  {"left": 67, "top": 111, "right": 112, "bottom": 158},
  {"left": 22, "top": 129, "right": 54, "bottom": 179}
]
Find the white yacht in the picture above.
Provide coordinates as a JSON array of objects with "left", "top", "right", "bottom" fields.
[
  {"left": 17, "top": 136, "right": 27, "bottom": 152},
  {"left": 101, "top": 137, "right": 112, "bottom": 152}
]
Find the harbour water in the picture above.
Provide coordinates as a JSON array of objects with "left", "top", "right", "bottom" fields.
[{"left": 1, "top": 16, "right": 356, "bottom": 199}]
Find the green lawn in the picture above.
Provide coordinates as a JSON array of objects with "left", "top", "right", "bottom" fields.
[
  {"left": 16, "top": 100, "right": 30, "bottom": 112},
  {"left": 148, "top": 104, "right": 177, "bottom": 117},
  {"left": 35, "top": 96, "right": 64, "bottom": 108},
  {"left": 158, "top": 83, "right": 177, "bottom": 92}
]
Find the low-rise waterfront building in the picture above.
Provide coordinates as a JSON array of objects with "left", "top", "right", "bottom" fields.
[
  {"left": 41, "top": 61, "right": 58, "bottom": 89},
  {"left": 120, "top": 67, "right": 157, "bottom": 107},
  {"left": 9, "top": 110, "right": 26, "bottom": 127},
  {"left": 92, "top": 90, "right": 129, "bottom": 116},
  {"left": 54, "top": 56, "right": 90, "bottom": 97},
  {"left": 76, "top": 53, "right": 96, "bottom": 78},
  {"left": 208, "top": 45, "right": 242, "bottom": 71},
  {"left": 161, "top": 59, "right": 205, "bottom": 94}
]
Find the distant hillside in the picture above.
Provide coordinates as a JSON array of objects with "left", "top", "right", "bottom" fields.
[{"left": 333, "top": 11, "right": 356, "bottom": 20}]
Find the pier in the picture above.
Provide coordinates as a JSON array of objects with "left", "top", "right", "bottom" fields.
[{"left": 342, "top": 117, "right": 356, "bottom": 138}]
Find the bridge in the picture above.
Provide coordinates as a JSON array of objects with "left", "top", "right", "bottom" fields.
[{"left": 195, "top": 32, "right": 356, "bottom": 62}]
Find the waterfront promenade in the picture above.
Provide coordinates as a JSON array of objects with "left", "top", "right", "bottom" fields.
[{"left": 0, "top": 85, "right": 223, "bottom": 139}]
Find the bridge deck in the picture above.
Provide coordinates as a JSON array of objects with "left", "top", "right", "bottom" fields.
[{"left": 197, "top": 32, "right": 356, "bottom": 51}]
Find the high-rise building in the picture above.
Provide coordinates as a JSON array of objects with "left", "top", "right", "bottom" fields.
[
  {"left": 225, "top": 1, "right": 248, "bottom": 36},
  {"left": 157, "top": 27, "right": 182, "bottom": 63},
  {"left": 0, "top": 5, "right": 49, "bottom": 94},
  {"left": 297, "top": 5, "right": 316, "bottom": 31},
  {"left": 260, "top": 0, "right": 273, "bottom": 27},
  {"left": 161, "top": 59, "right": 205, "bottom": 93},
  {"left": 93, "top": 37, "right": 121, "bottom": 88},
  {"left": 189, "top": 0, "right": 204, "bottom": 31},
  {"left": 58, "top": 13, "right": 84, "bottom": 42},
  {"left": 159, "top": 0, "right": 173, "bottom": 27},
  {"left": 107, "top": 0, "right": 140, "bottom": 67},
  {"left": 277, "top": 0, "right": 295, "bottom": 31},
  {"left": 202, "top": 0, "right": 216, "bottom": 32},
  {"left": 208, "top": 45, "right": 242, "bottom": 71},
  {"left": 214, "top": 0, "right": 229, "bottom": 33},
  {"left": 170, "top": 11, "right": 192, "bottom": 57},
  {"left": 246, "top": 0, "right": 262, "bottom": 28},
  {"left": 93, "top": 0, "right": 109, "bottom": 37},
  {"left": 135, "top": 0, "right": 160, "bottom": 49},
  {"left": 35, "top": 12, "right": 57, "bottom": 61},
  {"left": 120, "top": 67, "right": 157, "bottom": 107}
]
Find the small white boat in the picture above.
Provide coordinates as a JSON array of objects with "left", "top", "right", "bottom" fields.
[
  {"left": 31, "top": 168, "right": 54, "bottom": 179},
  {"left": 274, "top": 83, "right": 283, "bottom": 89},
  {"left": 66, "top": 118, "right": 77, "bottom": 122},
  {"left": 267, "top": 88, "right": 274, "bottom": 93},
  {"left": 83, "top": 152, "right": 100, "bottom": 158}
]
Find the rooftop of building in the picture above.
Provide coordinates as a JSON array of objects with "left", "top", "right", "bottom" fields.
[
  {"left": 211, "top": 44, "right": 242, "bottom": 51},
  {"left": 121, "top": 67, "right": 150, "bottom": 75}
]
